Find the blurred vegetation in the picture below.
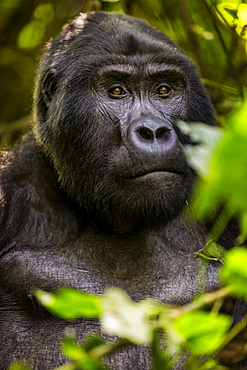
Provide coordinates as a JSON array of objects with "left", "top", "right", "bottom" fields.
[{"left": 0, "top": 0, "right": 247, "bottom": 147}]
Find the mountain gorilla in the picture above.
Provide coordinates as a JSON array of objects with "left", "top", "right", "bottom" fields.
[{"left": 0, "top": 11, "right": 241, "bottom": 369}]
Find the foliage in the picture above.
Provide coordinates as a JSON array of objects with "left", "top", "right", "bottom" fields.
[
  {"left": 180, "top": 101, "right": 247, "bottom": 241},
  {"left": 34, "top": 289, "right": 102, "bottom": 320}
]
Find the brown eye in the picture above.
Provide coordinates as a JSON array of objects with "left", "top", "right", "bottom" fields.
[
  {"left": 157, "top": 85, "right": 171, "bottom": 96},
  {"left": 112, "top": 87, "right": 122, "bottom": 95},
  {"left": 109, "top": 86, "right": 126, "bottom": 97}
]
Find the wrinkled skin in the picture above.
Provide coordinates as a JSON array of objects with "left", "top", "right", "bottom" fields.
[{"left": 0, "top": 12, "right": 242, "bottom": 369}]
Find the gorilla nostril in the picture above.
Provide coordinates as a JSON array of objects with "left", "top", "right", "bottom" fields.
[
  {"left": 128, "top": 118, "right": 175, "bottom": 152},
  {"left": 137, "top": 127, "right": 154, "bottom": 141},
  {"left": 155, "top": 127, "right": 169, "bottom": 140}
]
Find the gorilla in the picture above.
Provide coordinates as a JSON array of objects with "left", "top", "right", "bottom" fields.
[{"left": 0, "top": 11, "right": 242, "bottom": 369}]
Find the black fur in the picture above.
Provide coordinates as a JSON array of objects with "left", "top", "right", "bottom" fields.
[{"left": 0, "top": 12, "right": 241, "bottom": 369}]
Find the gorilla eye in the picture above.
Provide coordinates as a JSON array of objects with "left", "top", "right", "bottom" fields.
[
  {"left": 157, "top": 85, "right": 171, "bottom": 96},
  {"left": 108, "top": 86, "right": 126, "bottom": 98}
]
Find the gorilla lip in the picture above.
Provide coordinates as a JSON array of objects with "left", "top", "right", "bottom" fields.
[{"left": 123, "top": 169, "right": 183, "bottom": 180}]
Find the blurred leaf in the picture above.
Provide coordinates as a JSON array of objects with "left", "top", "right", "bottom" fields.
[
  {"left": 18, "top": 20, "right": 46, "bottom": 49},
  {"left": 0, "top": 0, "right": 22, "bottom": 10},
  {"left": 61, "top": 332, "right": 107, "bottom": 370},
  {"left": 102, "top": 0, "right": 125, "bottom": 12},
  {"left": 240, "top": 212, "right": 247, "bottom": 240},
  {"left": 220, "top": 247, "right": 247, "bottom": 299},
  {"left": 101, "top": 288, "right": 159, "bottom": 344},
  {"left": 151, "top": 330, "right": 170, "bottom": 369},
  {"left": 34, "top": 4, "right": 54, "bottom": 25},
  {"left": 8, "top": 362, "right": 30, "bottom": 370},
  {"left": 174, "top": 311, "right": 231, "bottom": 355},
  {"left": 236, "top": 4, "right": 247, "bottom": 39},
  {"left": 35, "top": 288, "right": 102, "bottom": 319},
  {"left": 83, "top": 335, "right": 106, "bottom": 352},
  {"left": 217, "top": 2, "right": 239, "bottom": 27},
  {"left": 190, "top": 102, "right": 247, "bottom": 236},
  {"left": 62, "top": 334, "right": 86, "bottom": 361},
  {"left": 187, "top": 357, "right": 221, "bottom": 370},
  {"left": 177, "top": 121, "right": 223, "bottom": 176}
]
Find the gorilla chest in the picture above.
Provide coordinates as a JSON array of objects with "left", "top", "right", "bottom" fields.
[
  {"left": 0, "top": 220, "right": 220, "bottom": 306},
  {"left": 0, "top": 221, "right": 221, "bottom": 370},
  {"left": 25, "top": 226, "right": 222, "bottom": 303},
  {"left": 69, "top": 226, "right": 219, "bottom": 304}
]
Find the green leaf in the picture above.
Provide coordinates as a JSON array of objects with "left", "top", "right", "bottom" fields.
[
  {"left": 83, "top": 335, "right": 106, "bottom": 352},
  {"left": 34, "top": 4, "right": 54, "bottom": 24},
  {"left": 0, "top": 0, "right": 22, "bottom": 10},
  {"left": 217, "top": 3, "right": 238, "bottom": 26},
  {"left": 186, "top": 356, "right": 220, "bottom": 370},
  {"left": 8, "top": 362, "right": 30, "bottom": 370},
  {"left": 18, "top": 20, "right": 46, "bottom": 49},
  {"left": 34, "top": 3, "right": 54, "bottom": 24},
  {"left": 34, "top": 288, "right": 102, "bottom": 319},
  {"left": 151, "top": 330, "right": 170, "bottom": 369},
  {"left": 174, "top": 311, "right": 231, "bottom": 355},
  {"left": 61, "top": 332, "right": 106, "bottom": 370},
  {"left": 62, "top": 334, "right": 86, "bottom": 361},
  {"left": 102, "top": 0, "right": 125, "bottom": 12},
  {"left": 220, "top": 247, "right": 247, "bottom": 299},
  {"left": 236, "top": 4, "right": 247, "bottom": 39}
]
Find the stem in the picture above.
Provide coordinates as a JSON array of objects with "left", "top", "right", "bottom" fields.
[
  {"left": 176, "top": 0, "right": 208, "bottom": 77},
  {"left": 169, "top": 286, "right": 233, "bottom": 318},
  {"left": 199, "top": 0, "right": 244, "bottom": 100}
]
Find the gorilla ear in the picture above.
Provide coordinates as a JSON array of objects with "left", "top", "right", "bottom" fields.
[{"left": 42, "top": 69, "right": 57, "bottom": 107}]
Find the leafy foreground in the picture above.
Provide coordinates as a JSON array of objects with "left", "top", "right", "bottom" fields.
[
  {"left": 180, "top": 102, "right": 247, "bottom": 241},
  {"left": 8, "top": 247, "right": 247, "bottom": 370}
]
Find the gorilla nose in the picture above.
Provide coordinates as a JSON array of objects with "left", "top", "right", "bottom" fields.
[
  {"left": 137, "top": 126, "right": 169, "bottom": 142},
  {"left": 127, "top": 117, "right": 176, "bottom": 154}
]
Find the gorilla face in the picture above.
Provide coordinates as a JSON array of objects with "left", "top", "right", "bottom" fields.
[{"left": 33, "top": 12, "right": 216, "bottom": 232}]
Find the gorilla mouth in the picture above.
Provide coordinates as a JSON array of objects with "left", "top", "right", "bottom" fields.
[{"left": 122, "top": 169, "right": 184, "bottom": 180}]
